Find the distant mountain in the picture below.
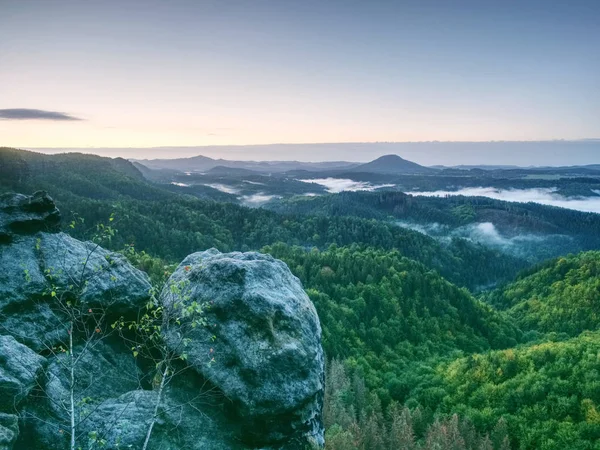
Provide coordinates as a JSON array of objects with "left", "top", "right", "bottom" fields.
[
  {"left": 132, "top": 155, "right": 358, "bottom": 173},
  {"left": 206, "top": 165, "right": 261, "bottom": 176},
  {"left": 349, "top": 154, "right": 436, "bottom": 174}
]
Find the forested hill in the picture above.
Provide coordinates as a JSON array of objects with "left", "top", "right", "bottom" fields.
[
  {"left": 316, "top": 249, "right": 600, "bottom": 449},
  {"left": 486, "top": 251, "right": 600, "bottom": 336},
  {"left": 0, "top": 147, "right": 523, "bottom": 289},
  {"left": 264, "top": 244, "right": 521, "bottom": 398},
  {"left": 266, "top": 190, "right": 600, "bottom": 238},
  {"left": 5, "top": 146, "right": 600, "bottom": 449},
  {"left": 266, "top": 191, "right": 600, "bottom": 262},
  {"left": 408, "top": 330, "right": 600, "bottom": 450}
]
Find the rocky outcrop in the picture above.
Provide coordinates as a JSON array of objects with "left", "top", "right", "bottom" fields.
[
  {"left": 0, "top": 192, "right": 153, "bottom": 350},
  {"left": 0, "top": 192, "right": 325, "bottom": 449},
  {"left": 0, "top": 336, "right": 46, "bottom": 450},
  {"left": 0, "top": 191, "right": 59, "bottom": 243},
  {"left": 162, "top": 249, "right": 325, "bottom": 448},
  {"left": 0, "top": 336, "right": 46, "bottom": 410}
]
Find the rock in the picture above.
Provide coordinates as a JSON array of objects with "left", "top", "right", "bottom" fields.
[
  {"left": 77, "top": 390, "right": 158, "bottom": 448},
  {"left": 0, "top": 335, "right": 46, "bottom": 412},
  {"left": 0, "top": 193, "right": 152, "bottom": 350},
  {"left": 76, "top": 381, "right": 244, "bottom": 450},
  {"left": 0, "top": 413, "right": 18, "bottom": 450},
  {"left": 0, "top": 193, "right": 325, "bottom": 449},
  {"left": 36, "top": 232, "right": 153, "bottom": 312},
  {"left": 20, "top": 340, "right": 142, "bottom": 450},
  {"left": 0, "top": 336, "right": 43, "bottom": 448},
  {"left": 0, "top": 191, "right": 60, "bottom": 243},
  {"left": 160, "top": 249, "right": 324, "bottom": 448}
]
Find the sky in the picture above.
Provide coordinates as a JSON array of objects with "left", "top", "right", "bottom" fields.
[{"left": 1, "top": 0, "right": 599, "bottom": 161}]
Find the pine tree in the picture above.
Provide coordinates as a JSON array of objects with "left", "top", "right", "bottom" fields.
[
  {"left": 458, "top": 417, "right": 479, "bottom": 450},
  {"left": 479, "top": 435, "right": 494, "bottom": 450},
  {"left": 425, "top": 419, "right": 449, "bottom": 450},
  {"left": 388, "top": 405, "right": 415, "bottom": 450},
  {"left": 491, "top": 417, "right": 510, "bottom": 450},
  {"left": 447, "top": 414, "right": 467, "bottom": 450},
  {"left": 499, "top": 436, "right": 511, "bottom": 450}
]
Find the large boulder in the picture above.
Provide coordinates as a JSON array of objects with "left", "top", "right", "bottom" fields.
[
  {"left": 0, "top": 335, "right": 46, "bottom": 412},
  {"left": 19, "top": 339, "right": 143, "bottom": 450},
  {"left": 0, "top": 336, "right": 45, "bottom": 450},
  {"left": 0, "top": 192, "right": 152, "bottom": 350},
  {"left": 75, "top": 375, "right": 246, "bottom": 450},
  {"left": 0, "top": 193, "right": 325, "bottom": 449},
  {"left": 161, "top": 249, "right": 325, "bottom": 448},
  {"left": 0, "top": 191, "right": 59, "bottom": 243}
]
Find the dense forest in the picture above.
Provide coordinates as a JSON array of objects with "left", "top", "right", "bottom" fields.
[
  {"left": 266, "top": 191, "right": 600, "bottom": 262},
  {"left": 0, "top": 148, "right": 524, "bottom": 289},
  {"left": 486, "top": 251, "right": 600, "bottom": 336},
  {"left": 263, "top": 243, "right": 521, "bottom": 400},
  {"left": 3, "top": 147, "right": 600, "bottom": 449}
]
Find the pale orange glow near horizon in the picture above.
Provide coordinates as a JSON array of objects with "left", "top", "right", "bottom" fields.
[{"left": 1, "top": 111, "right": 590, "bottom": 149}]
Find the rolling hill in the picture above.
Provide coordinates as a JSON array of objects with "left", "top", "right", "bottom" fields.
[
  {"left": 486, "top": 251, "right": 600, "bottom": 336},
  {"left": 0, "top": 147, "right": 522, "bottom": 289},
  {"left": 348, "top": 154, "right": 436, "bottom": 174}
]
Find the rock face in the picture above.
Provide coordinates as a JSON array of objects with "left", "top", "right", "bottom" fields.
[
  {"left": 0, "top": 335, "right": 46, "bottom": 410},
  {"left": 0, "top": 336, "right": 46, "bottom": 450},
  {"left": 0, "top": 191, "right": 60, "bottom": 243},
  {"left": 161, "top": 249, "right": 325, "bottom": 448},
  {"left": 0, "top": 192, "right": 153, "bottom": 351},
  {"left": 0, "top": 192, "right": 325, "bottom": 449}
]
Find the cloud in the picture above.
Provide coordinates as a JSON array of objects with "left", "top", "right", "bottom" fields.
[
  {"left": 240, "top": 193, "right": 280, "bottom": 206},
  {"left": 0, "top": 108, "right": 82, "bottom": 121},
  {"left": 203, "top": 183, "right": 240, "bottom": 194},
  {"left": 300, "top": 178, "right": 395, "bottom": 193},
  {"left": 396, "top": 220, "right": 571, "bottom": 261},
  {"left": 408, "top": 187, "right": 600, "bottom": 214}
]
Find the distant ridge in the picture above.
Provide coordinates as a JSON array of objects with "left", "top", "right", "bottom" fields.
[
  {"left": 133, "top": 155, "right": 357, "bottom": 173},
  {"left": 206, "top": 165, "right": 260, "bottom": 175},
  {"left": 349, "top": 154, "right": 436, "bottom": 174}
]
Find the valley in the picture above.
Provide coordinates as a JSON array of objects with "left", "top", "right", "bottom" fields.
[{"left": 2, "top": 146, "right": 600, "bottom": 449}]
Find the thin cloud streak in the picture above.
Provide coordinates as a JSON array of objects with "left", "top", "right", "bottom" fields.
[{"left": 0, "top": 108, "right": 82, "bottom": 121}]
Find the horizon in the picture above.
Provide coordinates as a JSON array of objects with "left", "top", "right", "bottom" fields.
[{"left": 24, "top": 139, "right": 600, "bottom": 166}]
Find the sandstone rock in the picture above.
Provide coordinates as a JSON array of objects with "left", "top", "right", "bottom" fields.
[
  {"left": 0, "top": 336, "right": 43, "bottom": 449},
  {"left": 0, "top": 193, "right": 152, "bottom": 350},
  {"left": 20, "top": 340, "right": 143, "bottom": 450},
  {"left": 161, "top": 249, "right": 324, "bottom": 448},
  {"left": 0, "top": 191, "right": 59, "bottom": 243},
  {"left": 1, "top": 193, "right": 325, "bottom": 449},
  {"left": 36, "top": 232, "right": 153, "bottom": 312},
  {"left": 77, "top": 381, "right": 243, "bottom": 450},
  {"left": 0, "top": 335, "right": 46, "bottom": 412}
]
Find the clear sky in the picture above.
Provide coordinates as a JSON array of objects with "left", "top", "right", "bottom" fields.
[{"left": 1, "top": 0, "right": 599, "bottom": 158}]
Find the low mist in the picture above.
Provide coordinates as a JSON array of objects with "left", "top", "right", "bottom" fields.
[
  {"left": 300, "top": 178, "right": 395, "bottom": 193},
  {"left": 409, "top": 187, "right": 600, "bottom": 213}
]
